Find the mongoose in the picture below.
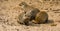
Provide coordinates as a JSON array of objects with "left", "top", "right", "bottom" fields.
[
  {"left": 19, "top": 2, "right": 40, "bottom": 12},
  {"left": 18, "top": 12, "right": 30, "bottom": 26},
  {"left": 18, "top": 2, "right": 40, "bottom": 25},
  {"left": 19, "top": 2, "right": 40, "bottom": 20},
  {"left": 32, "top": 11, "right": 48, "bottom": 24}
]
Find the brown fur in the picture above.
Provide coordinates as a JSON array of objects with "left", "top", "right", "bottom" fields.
[
  {"left": 18, "top": 2, "right": 40, "bottom": 25},
  {"left": 33, "top": 11, "right": 48, "bottom": 24}
]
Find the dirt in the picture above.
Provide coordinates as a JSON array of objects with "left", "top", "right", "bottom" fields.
[{"left": 0, "top": 0, "right": 60, "bottom": 31}]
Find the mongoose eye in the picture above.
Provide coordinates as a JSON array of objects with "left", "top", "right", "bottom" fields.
[{"left": 24, "top": 12, "right": 26, "bottom": 14}]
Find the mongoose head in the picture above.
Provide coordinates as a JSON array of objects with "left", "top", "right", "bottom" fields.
[{"left": 19, "top": 2, "right": 28, "bottom": 8}]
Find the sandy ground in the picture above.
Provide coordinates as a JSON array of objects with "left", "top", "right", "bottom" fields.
[{"left": 0, "top": 0, "right": 60, "bottom": 31}]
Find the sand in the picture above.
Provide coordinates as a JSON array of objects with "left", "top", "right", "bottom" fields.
[{"left": 0, "top": 0, "right": 60, "bottom": 31}]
